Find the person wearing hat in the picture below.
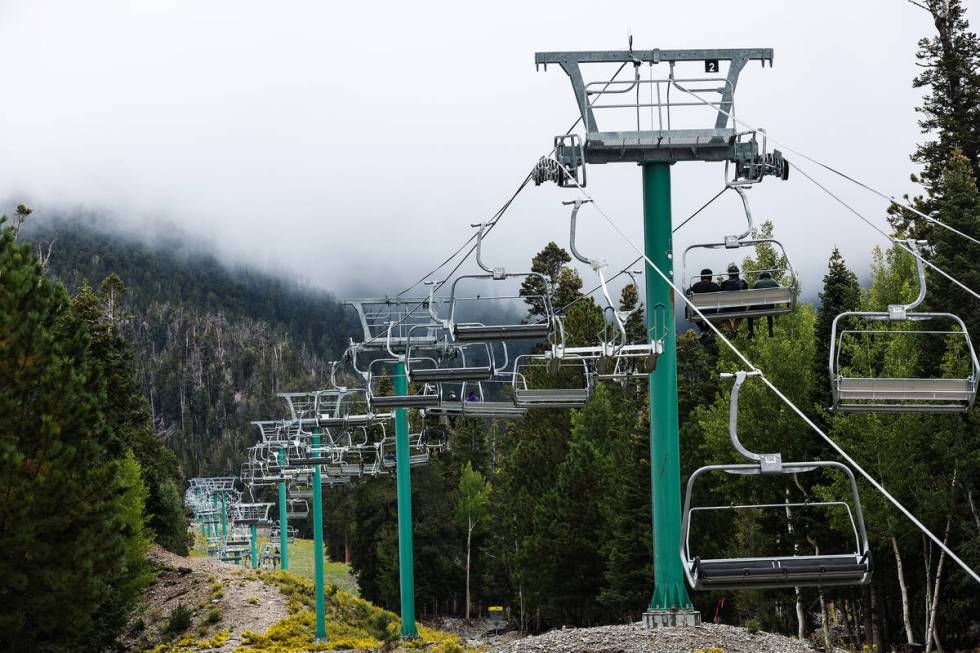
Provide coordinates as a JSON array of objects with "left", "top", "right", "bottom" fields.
[
  {"left": 720, "top": 264, "right": 748, "bottom": 332},
  {"left": 691, "top": 268, "right": 721, "bottom": 294},
  {"left": 689, "top": 268, "right": 721, "bottom": 327}
]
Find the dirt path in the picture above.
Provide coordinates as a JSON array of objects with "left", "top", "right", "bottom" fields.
[{"left": 123, "top": 546, "right": 288, "bottom": 652}]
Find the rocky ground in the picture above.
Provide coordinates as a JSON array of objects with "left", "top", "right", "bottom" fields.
[
  {"left": 121, "top": 546, "right": 288, "bottom": 652},
  {"left": 485, "top": 622, "right": 835, "bottom": 653}
]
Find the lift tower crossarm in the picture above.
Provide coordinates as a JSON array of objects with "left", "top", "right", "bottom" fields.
[
  {"left": 534, "top": 48, "right": 773, "bottom": 65},
  {"left": 535, "top": 48, "right": 775, "bottom": 166}
]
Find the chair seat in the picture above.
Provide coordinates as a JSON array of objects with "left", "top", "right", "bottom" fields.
[
  {"left": 410, "top": 367, "right": 494, "bottom": 382},
  {"left": 514, "top": 388, "right": 590, "bottom": 407},
  {"left": 686, "top": 287, "right": 795, "bottom": 322},
  {"left": 371, "top": 394, "right": 441, "bottom": 409},
  {"left": 693, "top": 555, "right": 870, "bottom": 589},
  {"left": 454, "top": 323, "right": 551, "bottom": 341},
  {"left": 838, "top": 377, "right": 974, "bottom": 401}
]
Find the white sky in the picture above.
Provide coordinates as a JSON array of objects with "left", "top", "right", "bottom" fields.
[{"left": 0, "top": 0, "right": 973, "bottom": 299}]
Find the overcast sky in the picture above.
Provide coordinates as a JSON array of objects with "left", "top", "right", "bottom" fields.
[{"left": 0, "top": 0, "right": 973, "bottom": 300}]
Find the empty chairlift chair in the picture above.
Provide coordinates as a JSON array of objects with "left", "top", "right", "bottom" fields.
[
  {"left": 406, "top": 330, "right": 497, "bottom": 384},
  {"left": 315, "top": 388, "right": 389, "bottom": 429},
  {"left": 439, "top": 222, "right": 563, "bottom": 347},
  {"left": 512, "top": 353, "right": 591, "bottom": 408},
  {"left": 285, "top": 499, "right": 309, "bottom": 520},
  {"left": 681, "top": 371, "right": 872, "bottom": 590},
  {"left": 829, "top": 241, "right": 979, "bottom": 413},
  {"left": 366, "top": 354, "right": 442, "bottom": 410}
]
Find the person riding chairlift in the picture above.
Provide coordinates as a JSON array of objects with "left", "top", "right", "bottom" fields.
[
  {"left": 720, "top": 264, "right": 748, "bottom": 333},
  {"left": 748, "top": 270, "right": 779, "bottom": 338},
  {"left": 690, "top": 268, "right": 721, "bottom": 331}
]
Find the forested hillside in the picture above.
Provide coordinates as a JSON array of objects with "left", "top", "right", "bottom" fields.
[{"left": 22, "top": 217, "right": 359, "bottom": 477}]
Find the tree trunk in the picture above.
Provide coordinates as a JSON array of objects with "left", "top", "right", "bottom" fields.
[
  {"left": 840, "top": 599, "right": 857, "bottom": 648},
  {"left": 786, "top": 491, "right": 805, "bottom": 640},
  {"left": 862, "top": 586, "right": 873, "bottom": 647},
  {"left": 893, "top": 536, "right": 915, "bottom": 644},
  {"left": 870, "top": 580, "right": 882, "bottom": 650},
  {"left": 924, "top": 534, "right": 932, "bottom": 644},
  {"left": 795, "top": 587, "right": 806, "bottom": 640},
  {"left": 465, "top": 520, "right": 473, "bottom": 625},
  {"left": 818, "top": 591, "right": 832, "bottom": 652},
  {"left": 968, "top": 490, "right": 980, "bottom": 537},
  {"left": 519, "top": 585, "right": 525, "bottom": 634},
  {"left": 924, "top": 518, "right": 951, "bottom": 653}
]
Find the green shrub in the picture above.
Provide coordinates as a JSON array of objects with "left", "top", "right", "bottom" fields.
[
  {"left": 166, "top": 604, "right": 193, "bottom": 635},
  {"left": 206, "top": 606, "right": 222, "bottom": 623},
  {"left": 367, "top": 612, "right": 399, "bottom": 652},
  {"left": 744, "top": 617, "right": 763, "bottom": 634}
]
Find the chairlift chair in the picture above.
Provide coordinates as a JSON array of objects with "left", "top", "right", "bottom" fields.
[
  {"left": 233, "top": 502, "right": 273, "bottom": 526},
  {"left": 681, "top": 371, "right": 872, "bottom": 590},
  {"left": 428, "top": 377, "right": 529, "bottom": 418},
  {"left": 435, "top": 223, "right": 564, "bottom": 347},
  {"left": 285, "top": 499, "right": 309, "bottom": 520},
  {"left": 315, "top": 388, "right": 390, "bottom": 429},
  {"left": 681, "top": 187, "right": 798, "bottom": 323},
  {"left": 377, "top": 431, "right": 431, "bottom": 470},
  {"left": 512, "top": 353, "right": 591, "bottom": 408},
  {"left": 565, "top": 198, "right": 664, "bottom": 376},
  {"left": 404, "top": 329, "right": 500, "bottom": 384},
  {"left": 365, "top": 354, "right": 442, "bottom": 410},
  {"left": 342, "top": 296, "right": 444, "bottom": 353},
  {"left": 346, "top": 427, "right": 384, "bottom": 476},
  {"left": 829, "top": 241, "right": 979, "bottom": 413}
]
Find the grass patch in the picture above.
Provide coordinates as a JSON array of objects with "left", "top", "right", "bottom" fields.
[
  {"left": 279, "top": 538, "right": 358, "bottom": 595},
  {"left": 231, "top": 569, "right": 479, "bottom": 652}
]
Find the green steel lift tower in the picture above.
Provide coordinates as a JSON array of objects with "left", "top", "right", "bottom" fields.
[{"left": 534, "top": 46, "right": 787, "bottom": 626}]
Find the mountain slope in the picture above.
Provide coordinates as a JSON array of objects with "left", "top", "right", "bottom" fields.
[{"left": 22, "top": 217, "right": 357, "bottom": 477}]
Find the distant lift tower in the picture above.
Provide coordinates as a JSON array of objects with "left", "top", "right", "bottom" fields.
[{"left": 534, "top": 47, "right": 787, "bottom": 627}]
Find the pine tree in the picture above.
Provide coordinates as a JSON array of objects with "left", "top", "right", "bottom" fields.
[
  {"left": 911, "top": 0, "right": 980, "bottom": 187},
  {"left": 0, "top": 221, "right": 152, "bottom": 651},
  {"left": 924, "top": 150, "right": 980, "bottom": 335},
  {"left": 618, "top": 282, "right": 647, "bottom": 344},
  {"left": 525, "top": 385, "right": 612, "bottom": 625},
  {"left": 598, "top": 390, "right": 652, "bottom": 622},
  {"left": 72, "top": 277, "right": 192, "bottom": 554},
  {"left": 812, "top": 248, "right": 861, "bottom": 411},
  {"left": 519, "top": 242, "right": 577, "bottom": 318}
]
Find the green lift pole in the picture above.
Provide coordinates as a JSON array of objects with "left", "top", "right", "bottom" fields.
[
  {"left": 220, "top": 492, "right": 227, "bottom": 541},
  {"left": 278, "top": 448, "right": 289, "bottom": 571},
  {"left": 311, "top": 428, "right": 328, "bottom": 642},
  {"left": 393, "top": 362, "right": 418, "bottom": 638},
  {"left": 250, "top": 523, "right": 259, "bottom": 569},
  {"left": 642, "top": 162, "right": 696, "bottom": 619},
  {"left": 211, "top": 494, "right": 219, "bottom": 548}
]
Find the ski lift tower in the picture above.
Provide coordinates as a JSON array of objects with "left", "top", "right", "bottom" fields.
[
  {"left": 534, "top": 46, "right": 787, "bottom": 626},
  {"left": 342, "top": 297, "right": 440, "bottom": 638}
]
